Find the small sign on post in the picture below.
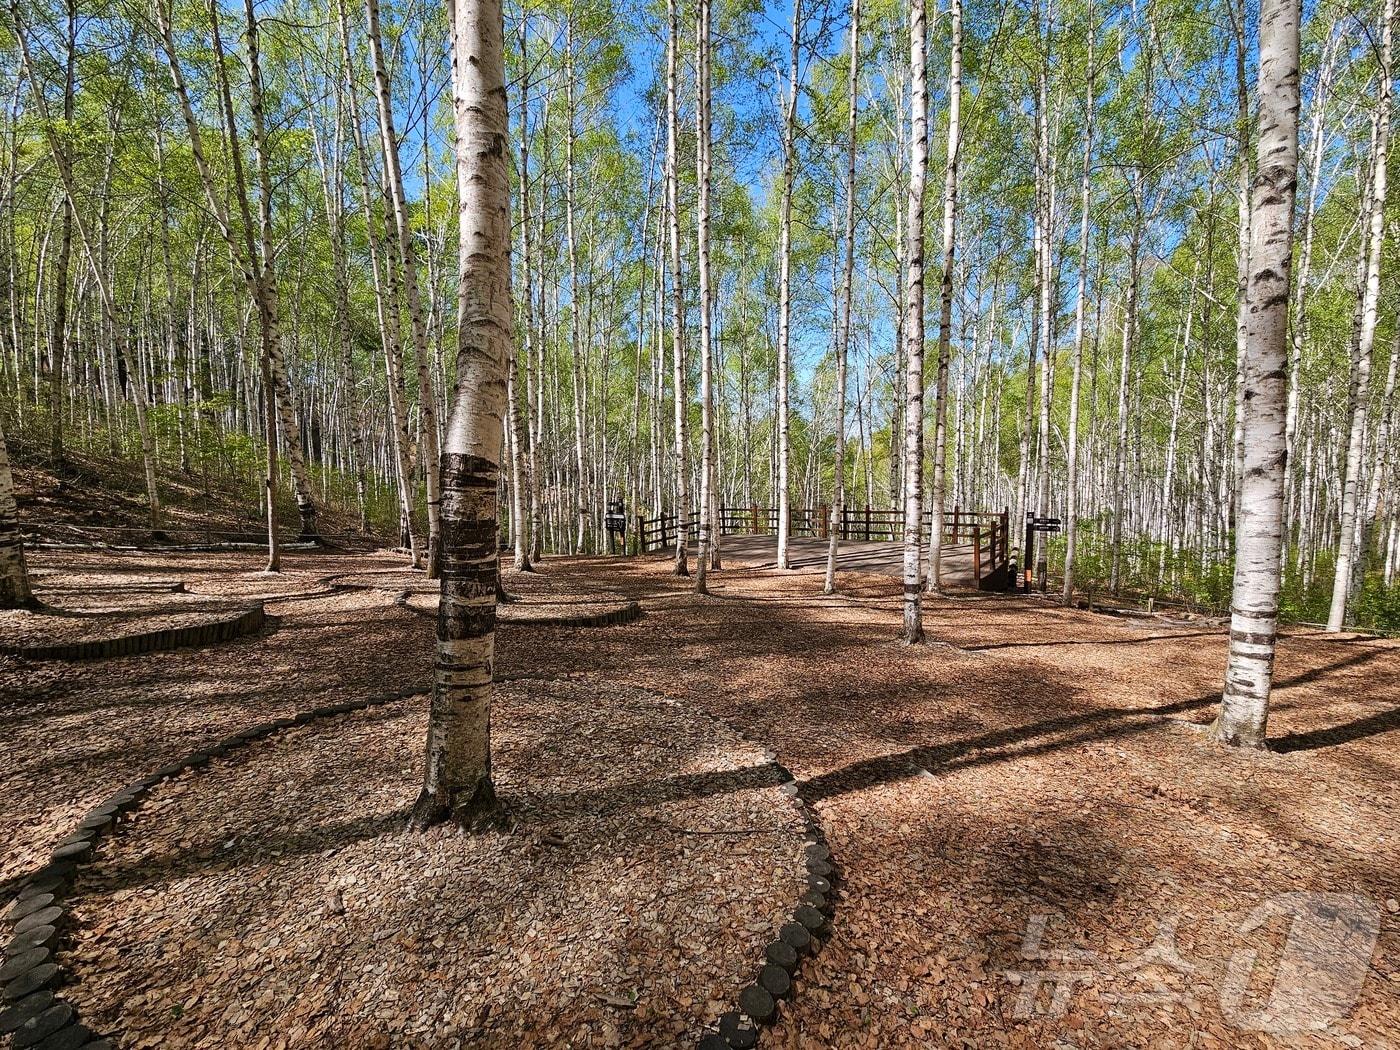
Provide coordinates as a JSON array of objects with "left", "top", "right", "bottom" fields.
[
  {"left": 1024, "top": 515, "right": 1062, "bottom": 592},
  {"left": 604, "top": 499, "right": 626, "bottom": 555}
]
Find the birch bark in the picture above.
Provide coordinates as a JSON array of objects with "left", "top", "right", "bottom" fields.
[
  {"left": 1214, "top": 0, "right": 1300, "bottom": 748},
  {"left": 901, "top": 0, "right": 929, "bottom": 643},
  {"left": 825, "top": 0, "right": 861, "bottom": 595},
  {"left": 1327, "top": 0, "right": 1393, "bottom": 630},
  {"left": 414, "top": 0, "right": 511, "bottom": 829}
]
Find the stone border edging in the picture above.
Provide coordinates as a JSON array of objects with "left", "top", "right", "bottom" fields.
[
  {"left": 393, "top": 590, "right": 644, "bottom": 628},
  {"left": 692, "top": 737, "right": 836, "bottom": 1049},
  {"left": 1, "top": 604, "right": 267, "bottom": 662},
  {"left": 0, "top": 684, "right": 428, "bottom": 1050},
  {"left": 2, "top": 662, "right": 825, "bottom": 1050},
  {"left": 487, "top": 676, "right": 837, "bottom": 1049}
]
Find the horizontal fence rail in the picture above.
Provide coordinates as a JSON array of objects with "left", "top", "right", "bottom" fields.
[
  {"left": 638, "top": 505, "right": 1011, "bottom": 588},
  {"left": 637, "top": 511, "right": 700, "bottom": 554}
]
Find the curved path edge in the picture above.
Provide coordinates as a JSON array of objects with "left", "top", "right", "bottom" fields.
[{"left": 1, "top": 604, "right": 267, "bottom": 662}]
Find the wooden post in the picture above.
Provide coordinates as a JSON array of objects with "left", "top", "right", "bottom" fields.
[
  {"left": 751, "top": 503, "right": 759, "bottom": 534},
  {"left": 819, "top": 503, "right": 830, "bottom": 538},
  {"left": 864, "top": 504, "right": 871, "bottom": 541},
  {"left": 973, "top": 523, "right": 982, "bottom": 581}
]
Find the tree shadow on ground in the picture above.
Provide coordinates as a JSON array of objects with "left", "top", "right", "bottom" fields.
[
  {"left": 1270, "top": 704, "right": 1400, "bottom": 754},
  {"left": 963, "top": 630, "right": 1221, "bottom": 652},
  {"left": 796, "top": 647, "right": 1393, "bottom": 805}
]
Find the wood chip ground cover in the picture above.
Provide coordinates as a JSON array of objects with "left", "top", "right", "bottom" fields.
[
  {"left": 499, "top": 553, "right": 1400, "bottom": 1049},
  {"left": 5, "top": 547, "right": 1399, "bottom": 1048},
  {"left": 60, "top": 682, "right": 804, "bottom": 1048}
]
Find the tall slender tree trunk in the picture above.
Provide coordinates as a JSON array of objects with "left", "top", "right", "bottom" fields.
[
  {"left": 694, "top": 0, "right": 714, "bottom": 594},
  {"left": 1031, "top": 2, "right": 1055, "bottom": 591},
  {"left": 413, "top": 0, "right": 510, "bottom": 830},
  {"left": 1328, "top": 0, "right": 1393, "bottom": 630},
  {"left": 1062, "top": 23, "right": 1094, "bottom": 606},
  {"left": 241, "top": 0, "right": 318, "bottom": 541},
  {"left": 46, "top": 0, "right": 75, "bottom": 468},
  {"left": 925, "top": 0, "right": 961, "bottom": 594},
  {"left": 1214, "top": 0, "right": 1300, "bottom": 748},
  {"left": 666, "top": 0, "right": 689, "bottom": 576},
  {"left": 564, "top": 26, "right": 589, "bottom": 556},
  {"left": 825, "top": 0, "right": 860, "bottom": 595},
  {"left": 367, "top": 0, "right": 444, "bottom": 573},
  {"left": 775, "top": 0, "right": 802, "bottom": 570},
  {"left": 901, "top": 0, "right": 929, "bottom": 643},
  {"left": 332, "top": 0, "right": 421, "bottom": 563},
  {"left": 512, "top": 18, "right": 537, "bottom": 572}
]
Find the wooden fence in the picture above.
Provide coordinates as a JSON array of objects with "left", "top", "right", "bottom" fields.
[
  {"left": 639, "top": 504, "right": 1010, "bottom": 587},
  {"left": 637, "top": 511, "right": 699, "bottom": 554}
]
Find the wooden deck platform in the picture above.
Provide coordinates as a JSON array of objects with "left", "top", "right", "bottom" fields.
[{"left": 689, "top": 535, "right": 1007, "bottom": 591}]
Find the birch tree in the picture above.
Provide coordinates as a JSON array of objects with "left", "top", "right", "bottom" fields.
[
  {"left": 413, "top": 0, "right": 511, "bottom": 829},
  {"left": 1062, "top": 20, "right": 1094, "bottom": 606},
  {"left": 695, "top": 0, "right": 715, "bottom": 594},
  {"left": 1327, "top": 0, "right": 1393, "bottom": 631},
  {"left": 901, "top": 0, "right": 929, "bottom": 644},
  {"left": 775, "top": 0, "right": 802, "bottom": 571},
  {"left": 367, "top": 0, "right": 444, "bottom": 574},
  {"left": 825, "top": 0, "right": 860, "bottom": 595},
  {"left": 925, "top": 0, "right": 961, "bottom": 595},
  {"left": 666, "top": 0, "right": 689, "bottom": 577},
  {"left": 1213, "top": 0, "right": 1301, "bottom": 748}
]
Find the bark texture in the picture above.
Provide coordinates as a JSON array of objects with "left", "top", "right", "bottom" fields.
[
  {"left": 1214, "top": 0, "right": 1300, "bottom": 749},
  {"left": 413, "top": 0, "right": 510, "bottom": 829},
  {"left": 901, "top": 0, "right": 929, "bottom": 643}
]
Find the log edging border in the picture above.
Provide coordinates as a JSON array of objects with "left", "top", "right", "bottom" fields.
[
  {"left": 1, "top": 604, "right": 267, "bottom": 662},
  {"left": 393, "top": 589, "right": 644, "bottom": 628},
  {"left": 688, "top": 732, "right": 836, "bottom": 1048},
  {"left": 0, "top": 684, "right": 428, "bottom": 1049}
]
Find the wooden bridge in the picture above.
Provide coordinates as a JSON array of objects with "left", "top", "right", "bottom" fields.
[{"left": 637, "top": 505, "right": 1011, "bottom": 591}]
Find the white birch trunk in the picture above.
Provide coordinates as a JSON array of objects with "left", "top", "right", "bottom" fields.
[
  {"left": 825, "top": 0, "right": 861, "bottom": 595},
  {"left": 413, "top": 0, "right": 510, "bottom": 829},
  {"left": 775, "top": 0, "right": 802, "bottom": 571},
  {"left": 901, "top": 0, "right": 929, "bottom": 642},
  {"left": 1327, "top": 0, "right": 1393, "bottom": 630},
  {"left": 925, "top": 0, "right": 961, "bottom": 595},
  {"left": 694, "top": 0, "right": 714, "bottom": 594},
  {"left": 1214, "top": 0, "right": 1300, "bottom": 748},
  {"left": 367, "top": 0, "right": 444, "bottom": 573},
  {"left": 1062, "top": 23, "right": 1094, "bottom": 606},
  {"left": 666, "top": 0, "right": 689, "bottom": 576}
]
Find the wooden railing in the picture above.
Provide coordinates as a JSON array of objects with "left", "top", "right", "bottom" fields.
[
  {"left": 637, "top": 511, "right": 699, "bottom": 553},
  {"left": 640, "top": 504, "right": 1010, "bottom": 586}
]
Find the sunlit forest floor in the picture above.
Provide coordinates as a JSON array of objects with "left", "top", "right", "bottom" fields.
[{"left": 3, "top": 546, "right": 1398, "bottom": 1047}]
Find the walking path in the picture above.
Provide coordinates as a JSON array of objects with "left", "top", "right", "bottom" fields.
[
  {"left": 525, "top": 553, "right": 1400, "bottom": 1048},
  {"left": 702, "top": 534, "right": 988, "bottom": 589},
  {"left": 5, "top": 548, "right": 1398, "bottom": 1047}
]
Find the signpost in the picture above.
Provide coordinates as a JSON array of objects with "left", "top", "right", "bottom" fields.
[
  {"left": 604, "top": 499, "right": 627, "bottom": 555},
  {"left": 1023, "top": 514, "right": 1061, "bottom": 592}
]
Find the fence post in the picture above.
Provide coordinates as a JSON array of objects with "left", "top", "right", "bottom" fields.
[
  {"left": 751, "top": 504, "right": 759, "bottom": 535},
  {"left": 819, "top": 503, "right": 829, "bottom": 539},
  {"left": 864, "top": 505, "right": 871, "bottom": 542},
  {"left": 973, "top": 524, "right": 982, "bottom": 582}
]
